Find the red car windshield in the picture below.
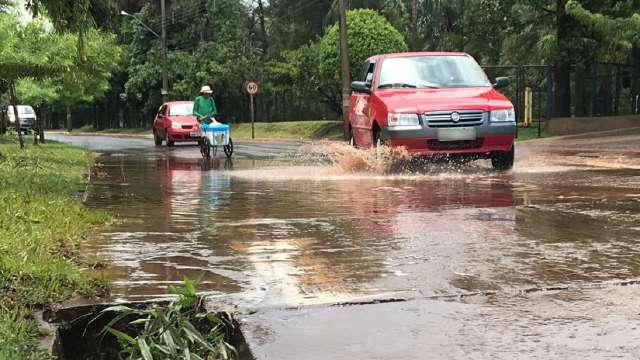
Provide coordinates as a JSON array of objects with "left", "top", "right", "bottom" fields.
[
  {"left": 378, "top": 55, "right": 491, "bottom": 89},
  {"left": 169, "top": 103, "right": 194, "bottom": 116}
]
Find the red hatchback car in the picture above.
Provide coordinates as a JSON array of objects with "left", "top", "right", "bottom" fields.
[
  {"left": 348, "top": 52, "right": 516, "bottom": 170},
  {"left": 153, "top": 101, "right": 201, "bottom": 146}
]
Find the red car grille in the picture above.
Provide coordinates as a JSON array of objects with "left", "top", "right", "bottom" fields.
[
  {"left": 181, "top": 125, "right": 193, "bottom": 130},
  {"left": 427, "top": 139, "right": 484, "bottom": 150}
]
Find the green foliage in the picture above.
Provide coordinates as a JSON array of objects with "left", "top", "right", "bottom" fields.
[
  {"left": 0, "top": 136, "right": 109, "bottom": 356},
  {"left": 103, "top": 277, "right": 236, "bottom": 360},
  {"left": 122, "top": 1, "right": 257, "bottom": 119},
  {"left": 0, "top": 306, "right": 48, "bottom": 360},
  {"left": 16, "top": 78, "right": 59, "bottom": 107},
  {"left": 0, "top": 15, "right": 73, "bottom": 80},
  {"left": 565, "top": 0, "right": 640, "bottom": 46},
  {"left": 0, "top": 12, "right": 121, "bottom": 111},
  {"left": 56, "top": 29, "right": 122, "bottom": 107},
  {"left": 319, "top": 8, "right": 408, "bottom": 83}
]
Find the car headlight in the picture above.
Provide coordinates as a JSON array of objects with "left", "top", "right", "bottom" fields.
[
  {"left": 171, "top": 121, "right": 182, "bottom": 129},
  {"left": 490, "top": 108, "right": 516, "bottom": 122},
  {"left": 387, "top": 113, "right": 420, "bottom": 127}
]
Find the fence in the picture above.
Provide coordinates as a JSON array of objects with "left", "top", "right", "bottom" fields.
[{"left": 483, "top": 62, "right": 640, "bottom": 126}]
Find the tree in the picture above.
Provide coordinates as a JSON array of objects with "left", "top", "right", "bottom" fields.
[
  {"left": 565, "top": 0, "right": 640, "bottom": 115},
  {"left": 0, "top": 15, "right": 73, "bottom": 148},
  {"left": 16, "top": 78, "right": 59, "bottom": 143},
  {"left": 318, "top": 9, "right": 408, "bottom": 112},
  {"left": 9, "top": 23, "right": 121, "bottom": 134}
]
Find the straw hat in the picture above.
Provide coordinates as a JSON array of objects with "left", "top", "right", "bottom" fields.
[{"left": 200, "top": 85, "right": 213, "bottom": 94}]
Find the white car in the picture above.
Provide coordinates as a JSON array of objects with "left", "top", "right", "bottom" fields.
[{"left": 7, "top": 105, "right": 37, "bottom": 134}]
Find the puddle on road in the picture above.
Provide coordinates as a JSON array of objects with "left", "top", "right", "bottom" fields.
[{"left": 81, "top": 139, "right": 640, "bottom": 309}]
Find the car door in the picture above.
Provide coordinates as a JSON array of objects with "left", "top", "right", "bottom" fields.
[
  {"left": 156, "top": 105, "right": 167, "bottom": 137},
  {"left": 351, "top": 61, "right": 376, "bottom": 147}
]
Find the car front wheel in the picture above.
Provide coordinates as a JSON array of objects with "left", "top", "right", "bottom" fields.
[
  {"left": 153, "top": 129, "right": 162, "bottom": 146},
  {"left": 348, "top": 127, "right": 356, "bottom": 147},
  {"left": 491, "top": 145, "right": 515, "bottom": 171},
  {"left": 165, "top": 129, "right": 175, "bottom": 147},
  {"left": 372, "top": 126, "right": 383, "bottom": 147}
]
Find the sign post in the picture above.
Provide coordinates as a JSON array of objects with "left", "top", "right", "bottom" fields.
[{"left": 245, "top": 81, "right": 259, "bottom": 139}]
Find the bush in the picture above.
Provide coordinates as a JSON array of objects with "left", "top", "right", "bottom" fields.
[{"left": 318, "top": 9, "right": 408, "bottom": 84}]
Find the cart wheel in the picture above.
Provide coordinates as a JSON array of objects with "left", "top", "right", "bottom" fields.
[
  {"left": 224, "top": 138, "right": 233, "bottom": 158},
  {"left": 200, "top": 137, "right": 211, "bottom": 158}
]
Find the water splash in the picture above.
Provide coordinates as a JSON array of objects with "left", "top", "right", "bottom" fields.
[{"left": 297, "top": 141, "right": 412, "bottom": 174}]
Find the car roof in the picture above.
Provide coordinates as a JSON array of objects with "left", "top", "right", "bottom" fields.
[{"left": 368, "top": 51, "right": 470, "bottom": 62}]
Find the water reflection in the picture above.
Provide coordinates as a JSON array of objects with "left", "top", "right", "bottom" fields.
[{"left": 84, "top": 151, "right": 640, "bottom": 307}]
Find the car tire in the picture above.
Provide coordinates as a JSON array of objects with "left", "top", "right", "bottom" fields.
[
  {"left": 153, "top": 129, "right": 162, "bottom": 146},
  {"left": 491, "top": 145, "right": 515, "bottom": 171},
  {"left": 372, "top": 125, "right": 383, "bottom": 147},
  {"left": 348, "top": 127, "right": 356, "bottom": 147},
  {"left": 165, "top": 130, "right": 175, "bottom": 147}
]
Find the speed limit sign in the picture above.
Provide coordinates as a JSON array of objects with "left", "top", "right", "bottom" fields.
[{"left": 245, "top": 81, "right": 259, "bottom": 96}]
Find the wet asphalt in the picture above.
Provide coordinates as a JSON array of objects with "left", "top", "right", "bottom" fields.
[{"left": 47, "top": 130, "right": 640, "bottom": 359}]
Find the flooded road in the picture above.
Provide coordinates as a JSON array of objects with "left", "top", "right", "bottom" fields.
[{"left": 49, "top": 130, "right": 640, "bottom": 358}]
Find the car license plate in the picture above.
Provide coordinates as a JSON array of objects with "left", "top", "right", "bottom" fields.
[
  {"left": 190, "top": 132, "right": 200, "bottom": 137},
  {"left": 437, "top": 127, "right": 476, "bottom": 141}
]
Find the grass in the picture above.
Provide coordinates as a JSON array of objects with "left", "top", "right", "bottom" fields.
[
  {"left": 229, "top": 120, "right": 343, "bottom": 140},
  {"left": 0, "top": 134, "right": 109, "bottom": 359},
  {"left": 67, "top": 121, "right": 345, "bottom": 140},
  {"left": 74, "top": 125, "right": 151, "bottom": 135},
  {"left": 517, "top": 123, "right": 547, "bottom": 141}
]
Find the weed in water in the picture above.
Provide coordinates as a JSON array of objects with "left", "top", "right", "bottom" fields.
[{"left": 102, "top": 276, "right": 237, "bottom": 360}]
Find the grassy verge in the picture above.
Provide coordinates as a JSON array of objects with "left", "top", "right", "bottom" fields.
[
  {"left": 74, "top": 125, "right": 151, "bottom": 135},
  {"left": 229, "top": 120, "right": 343, "bottom": 140},
  {"left": 0, "top": 135, "right": 108, "bottom": 359},
  {"left": 517, "top": 123, "right": 547, "bottom": 141},
  {"left": 68, "top": 121, "right": 344, "bottom": 141}
]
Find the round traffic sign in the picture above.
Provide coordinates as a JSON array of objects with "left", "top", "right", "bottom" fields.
[{"left": 245, "top": 81, "right": 259, "bottom": 96}]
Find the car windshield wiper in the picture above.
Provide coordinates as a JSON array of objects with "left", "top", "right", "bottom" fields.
[
  {"left": 378, "top": 83, "right": 417, "bottom": 89},
  {"left": 416, "top": 84, "right": 440, "bottom": 89}
]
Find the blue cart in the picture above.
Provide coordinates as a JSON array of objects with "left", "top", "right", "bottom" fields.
[{"left": 199, "top": 123, "right": 233, "bottom": 159}]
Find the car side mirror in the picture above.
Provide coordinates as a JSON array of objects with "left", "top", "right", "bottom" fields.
[
  {"left": 351, "top": 81, "right": 371, "bottom": 94},
  {"left": 157, "top": 113, "right": 164, "bottom": 118},
  {"left": 493, "top": 77, "right": 510, "bottom": 89}
]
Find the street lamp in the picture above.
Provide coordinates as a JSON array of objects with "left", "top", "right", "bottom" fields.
[
  {"left": 120, "top": 10, "right": 160, "bottom": 38},
  {"left": 120, "top": 7, "right": 168, "bottom": 102}
]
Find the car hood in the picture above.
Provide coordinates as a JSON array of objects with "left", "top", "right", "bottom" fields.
[
  {"left": 168, "top": 115, "right": 198, "bottom": 125},
  {"left": 375, "top": 87, "right": 513, "bottom": 113}
]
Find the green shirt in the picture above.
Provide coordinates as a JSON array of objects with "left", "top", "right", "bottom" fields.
[{"left": 193, "top": 95, "right": 218, "bottom": 121}]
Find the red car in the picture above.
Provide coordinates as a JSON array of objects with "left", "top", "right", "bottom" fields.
[
  {"left": 348, "top": 52, "right": 516, "bottom": 170},
  {"left": 153, "top": 101, "right": 201, "bottom": 146}
]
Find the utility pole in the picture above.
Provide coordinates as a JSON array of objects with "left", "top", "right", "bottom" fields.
[
  {"left": 160, "top": 0, "right": 168, "bottom": 103},
  {"left": 411, "top": 0, "right": 418, "bottom": 51},
  {"left": 338, "top": 0, "right": 351, "bottom": 138}
]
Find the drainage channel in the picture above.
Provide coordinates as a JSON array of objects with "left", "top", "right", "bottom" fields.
[{"left": 43, "top": 300, "right": 254, "bottom": 360}]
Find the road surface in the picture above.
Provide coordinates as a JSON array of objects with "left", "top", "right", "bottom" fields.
[{"left": 49, "top": 130, "right": 640, "bottom": 359}]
